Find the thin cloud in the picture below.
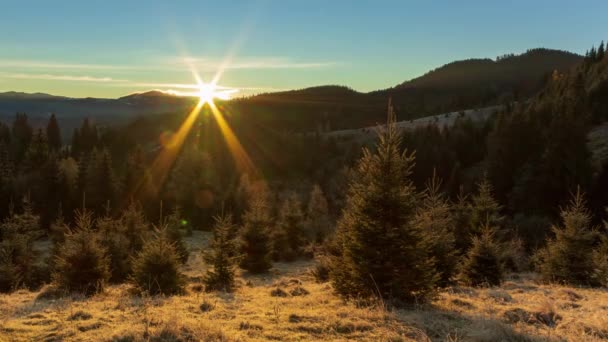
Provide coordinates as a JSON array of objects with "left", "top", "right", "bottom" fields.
[
  {"left": 171, "top": 57, "right": 337, "bottom": 70},
  {"left": 0, "top": 59, "right": 132, "bottom": 71},
  {"left": 0, "top": 72, "right": 282, "bottom": 94},
  {"left": 0, "top": 72, "right": 128, "bottom": 83},
  {"left": 0, "top": 57, "right": 337, "bottom": 73}
]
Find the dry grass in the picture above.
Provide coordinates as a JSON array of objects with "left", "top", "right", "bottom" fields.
[{"left": 1, "top": 232, "right": 607, "bottom": 341}]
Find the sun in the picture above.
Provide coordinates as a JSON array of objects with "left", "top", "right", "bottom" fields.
[
  {"left": 197, "top": 83, "right": 217, "bottom": 104},
  {"left": 195, "top": 82, "right": 237, "bottom": 104}
]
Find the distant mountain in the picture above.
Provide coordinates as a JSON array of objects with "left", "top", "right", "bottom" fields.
[
  {"left": 378, "top": 48, "right": 582, "bottom": 115},
  {"left": 396, "top": 48, "right": 581, "bottom": 90},
  {"left": 239, "top": 48, "right": 582, "bottom": 130},
  {"left": 0, "top": 91, "right": 67, "bottom": 100},
  {"left": 0, "top": 90, "right": 196, "bottom": 140},
  {"left": 0, "top": 48, "right": 584, "bottom": 133}
]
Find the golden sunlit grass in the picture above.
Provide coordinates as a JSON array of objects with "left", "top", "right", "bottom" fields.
[{"left": 1, "top": 232, "right": 608, "bottom": 341}]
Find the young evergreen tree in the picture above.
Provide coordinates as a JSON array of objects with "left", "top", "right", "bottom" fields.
[
  {"left": 203, "top": 214, "right": 238, "bottom": 292},
  {"left": 305, "top": 184, "right": 331, "bottom": 242},
  {"left": 592, "top": 222, "right": 608, "bottom": 287},
  {"left": 53, "top": 209, "right": 110, "bottom": 295},
  {"left": 458, "top": 225, "right": 504, "bottom": 287},
  {"left": 536, "top": 189, "right": 599, "bottom": 286},
  {"left": 239, "top": 188, "right": 273, "bottom": 274},
  {"left": 469, "top": 176, "right": 503, "bottom": 233},
  {"left": 131, "top": 227, "right": 185, "bottom": 295},
  {"left": 162, "top": 207, "right": 189, "bottom": 264},
  {"left": 122, "top": 202, "right": 149, "bottom": 252},
  {"left": 273, "top": 193, "right": 305, "bottom": 261},
  {"left": 452, "top": 186, "right": 471, "bottom": 254},
  {"left": 330, "top": 103, "right": 437, "bottom": 304},
  {"left": 96, "top": 214, "right": 127, "bottom": 283},
  {"left": 592, "top": 214, "right": 608, "bottom": 287},
  {"left": 414, "top": 173, "right": 457, "bottom": 287},
  {"left": 46, "top": 114, "right": 61, "bottom": 152},
  {"left": 0, "top": 200, "right": 42, "bottom": 292}
]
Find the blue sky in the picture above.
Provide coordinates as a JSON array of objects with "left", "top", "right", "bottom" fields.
[{"left": 0, "top": 0, "right": 607, "bottom": 98}]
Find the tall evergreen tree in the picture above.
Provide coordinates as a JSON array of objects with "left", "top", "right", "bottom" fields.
[
  {"left": 11, "top": 113, "right": 33, "bottom": 164},
  {"left": 39, "top": 155, "right": 62, "bottom": 230},
  {"left": 24, "top": 129, "right": 48, "bottom": 171},
  {"left": 598, "top": 41, "right": 605, "bottom": 61},
  {"left": 71, "top": 129, "right": 81, "bottom": 159},
  {"left": 46, "top": 114, "right": 61, "bottom": 152},
  {"left": 330, "top": 103, "right": 437, "bottom": 304},
  {"left": 78, "top": 118, "right": 98, "bottom": 155},
  {"left": 86, "top": 149, "right": 116, "bottom": 214}
]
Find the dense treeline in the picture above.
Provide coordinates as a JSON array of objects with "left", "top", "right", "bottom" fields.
[{"left": 0, "top": 43, "right": 607, "bottom": 303}]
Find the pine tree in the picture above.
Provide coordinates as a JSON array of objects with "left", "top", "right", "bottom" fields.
[
  {"left": 330, "top": 103, "right": 437, "bottom": 304},
  {"left": 11, "top": 113, "right": 33, "bottom": 164},
  {"left": 24, "top": 129, "right": 49, "bottom": 171},
  {"left": 592, "top": 213, "right": 608, "bottom": 287},
  {"left": 87, "top": 149, "right": 116, "bottom": 215},
  {"left": 71, "top": 128, "right": 80, "bottom": 158},
  {"left": 273, "top": 193, "right": 305, "bottom": 261},
  {"left": 452, "top": 186, "right": 471, "bottom": 254},
  {"left": 239, "top": 188, "right": 273, "bottom": 274},
  {"left": 0, "top": 142, "right": 13, "bottom": 179},
  {"left": 536, "top": 189, "right": 599, "bottom": 286},
  {"left": 40, "top": 155, "right": 62, "bottom": 231},
  {"left": 131, "top": 228, "right": 185, "bottom": 295},
  {"left": 78, "top": 118, "right": 98, "bottom": 155},
  {"left": 76, "top": 151, "right": 92, "bottom": 202},
  {"left": 469, "top": 176, "right": 503, "bottom": 233},
  {"left": 46, "top": 114, "right": 61, "bottom": 152},
  {"left": 306, "top": 184, "right": 331, "bottom": 242},
  {"left": 598, "top": 41, "right": 605, "bottom": 61},
  {"left": 124, "top": 146, "right": 152, "bottom": 206},
  {"left": 458, "top": 225, "right": 504, "bottom": 287},
  {"left": 0, "top": 200, "right": 42, "bottom": 292},
  {"left": 162, "top": 207, "right": 189, "bottom": 264},
  {"left": 121, "top": 202, "right": 149, "bottom": 254},
  {"left": 414, "top": 173, "right": 457, "bottom": 287},
  {"left": 203, "top": 214, "right": 238, "bottom": 292},
  {"left": 53, "top": 209, "right": 110, "bottom": 295}
]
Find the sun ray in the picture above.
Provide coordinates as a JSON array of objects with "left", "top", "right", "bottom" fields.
[
  {"left": 145, "top": 101, "right": 204, "bottom": 196},
  {"left": 208, "top": 101, "right": 258, "bottom": 177}
]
